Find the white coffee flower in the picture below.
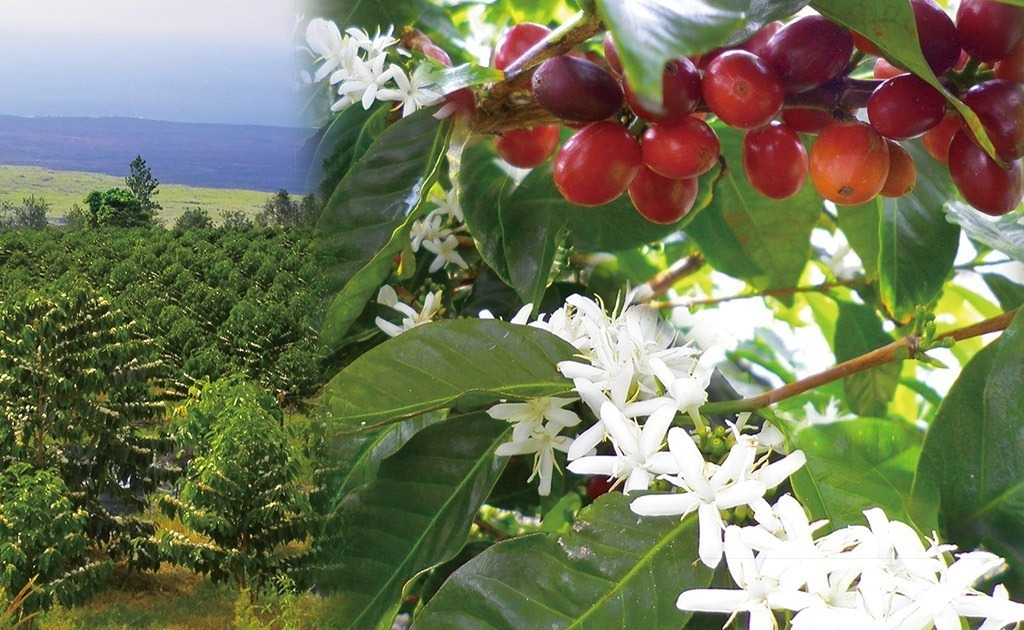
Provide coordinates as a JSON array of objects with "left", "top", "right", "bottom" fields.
[
  {"left": 490, "top": 397, "right": 581, "bottom": 497},
  {"left": 374, "top": 286, "right": 442, "bottom": 337},
  {"left": 567, "top": 403, "right": 678, "bottom": 494},
  {"left": 377, "top": 64, "right": 444, "bottom": 117},
  {"left": 422, "top": 234, "right": 467, "bottom": 273}
]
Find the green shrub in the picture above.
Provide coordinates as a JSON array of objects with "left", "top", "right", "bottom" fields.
[
  {"left": 160, "top": 377, "right": 313, "bottom": 593},
  {"left": 0, "top": 463, "right": 110, "bottom": 616}
]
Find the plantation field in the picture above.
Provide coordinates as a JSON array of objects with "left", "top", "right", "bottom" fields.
[{"left": 0, "top": 165, "right": 271, "bottom": 223}]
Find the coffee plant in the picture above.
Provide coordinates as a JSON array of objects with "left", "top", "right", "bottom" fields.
[
  {"left": 0, "top": 227, "right": 329, "bottom": 402},
  {"left": 0, "top": 463, "right": 110, "bottom": 617},
  {"left": 300, "top": 0, "right": 1024, "bottom": 627},
  {"left": 0, "top": 287, "right": 173, "bottom": 566},
  {"left": 158, "top": 377, "right": 314, "bottom": 594}
]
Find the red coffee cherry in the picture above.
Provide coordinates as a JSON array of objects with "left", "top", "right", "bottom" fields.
[
  {"left": 624, "top": 59, "right": 702, "bottom": 124},
  {"left": 586, "top": 476, "right": 618, "bottom": 500},
  {"left": 603, "top": 32, "right": 623, "bottom": 75},
  {"left": 994, "top": 39, "right": 1024, "bottom": 82},
  {"left": 702, "top": 50, "right": 784, "bottom": 130},
  {"left": 956, "top": 0, "right": 1024, "bottom": 63},
  {"left": 628, "top": 166, "right": 699, "bottom": 224},
  {"left": 742, "top": 123, "right": 809, "bottom": 200},
  {"left": 641, "top": 117, "right": 721, "bottom": 179},
  {"left": 922, "top": 113, "right": 964, "bottom": 164},
  {"left": 867, "top": 74, "right": 947, "bottom": 140},
  {"left": 961, "top": 80, "right": 1024, "bottom": 162},
  {"left": 809, "top": 121, "right": 891, "bottom": 205},
  {"left": 880, "top": 140, "right": 917, "bottom": 198},
  {"left": 554, "top": 121, "right": 641, "bottom": 206},
  {"left": 948, "top": 130, "right": 1024, "bottom": 216},
  {"left": 873, "top": 58, "right": 904, "bottom": 80},
  {"left": 533, "top": 55, "right": 623, "bottom": 122},
  {"left": 493, "top": 23, "right": 550, "bottom": 71},
  {"left": 911, "top": 0, "right": 963, "bottom": 75},
  {"left": 852, "top": 32, "right": 880, "bottom": 57},
  {"left": 781, "top": 108, "right": 836, "bottom": 135},
  {"left": 494, "top": 125, "right": 561, "bottom": 169},
  {"left": 738, "top": 21, "right": 784, "bottom": 60},
  {"left": 764, "top": 15, "right": 854, "bottom": 93},
  {"left": 422, "top": 43, "right": 452, "bottom": 66}
]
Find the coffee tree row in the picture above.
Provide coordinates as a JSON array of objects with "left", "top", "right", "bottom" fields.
[
  {"left": 0, "top": 227, "right": 329, "bottom": 402},
  {"left": 304, "top": 0, "right": 1024, "bottom": 628}
]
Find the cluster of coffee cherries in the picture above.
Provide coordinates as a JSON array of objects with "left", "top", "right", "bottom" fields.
[{"left": 490, "top": 0, "right": 1024, "bottom": 223}]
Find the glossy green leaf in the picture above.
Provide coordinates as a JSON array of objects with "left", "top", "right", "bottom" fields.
[
  {"left": 810, "top": 0, "right": 999, "bottom": 160},
  {"left": 595, "top": 0, "right": 747, "bottom": 103},
  {"left": 565, "top": 162, "right": 722, "bottom": 253},
  {"left": 320, "top": 320, "right": 575, "bottom": 433},
  {"left": 317, "top": 412, "right": 445, "bottom": 516},
  {"left": 459, "top": 139, "right": 720, "bottom": 303},
  {"left": 315, "top": 413, "right": 511, "bottom": 629},
  {"left": 984, "top": 274, "right": 1024, "bottom": 311},
  {"left": 415, "top": 493, "right": 713, "bottom": 629},
  {"left": 791, "top": 419, "right": 921, "bottom": 531},
  {"left": 722, "top": 0, "right": 812, "bottom": 45},
  {"left": 686, "top": 124, "right": 821, "bottom": 292},
  {"left": 946, "top": 200, "right": 1024, "bottom": 263},
  {"left": 458, "top": 141, "right": 516, "bottom": 284},
  {"left": 834, "top": 301, "right": 899, "bottom": 417},
  {"left": 837, "top": 199, "right": 882, "bottom": 282},
  {"left": 433, "top": 63, "right": 504, "bottom": 94},
  {"left": 318, "top": 110, "right": 452, "bottom": 350},
  {"left": 878, "top": 141, "right": 960, "bottom": 322},
  {"left": 914, "top": 310, "right": 1024, "bottom": 598}
]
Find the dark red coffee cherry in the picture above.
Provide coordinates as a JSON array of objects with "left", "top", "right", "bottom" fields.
[
  {"left": 533, "top": 55, "right": 623, "bottom": 122},
  {"left": 880, "top": 140, "right": 917, "bottom": 198},
  {"left": 738, "top": 21, "right": 784, "bottom": 60},
  {"left": 493, "top": 23, "right": 550, "bottom": 71},
  {"left": 782, "top": 108, "right": 836, "bottom": 135},
  {"left": 995, "top": 39, "right": 1024, "bottom": 82},
  {"left": 422, "top": 43, "right": 452, "bottom": 66},
  {"left": 956, "top": 0, "right": 1024, "bottom": 63},
  {"left": 810, "top": 121, "right": 891, "bottom": 205},
  {"left": 641, "top": 117, "right": 721, "bottom": 179},
  {"left": 702, "top": 50, "right": 784, "bottom": 130},
  {"left": 922, "top": 113, "right": 963, "bottom": 164},
  {"left": 910, "top": 0, "right": 962, "bottom": 75},
  {"left": 765, "top": 15, "right": 853, "bottom": 93},
  {"left": 603, "top": 32, "right": 623, "bottom": 75},
  {"left": 743, "top": 123, "right": 809, "bottom": 200},
  {"left": 948, "top": 130, "right": 1024, "bottom": 216},
  {"left": 494, "top": 125, "right": 561, "bottom": 169},
  {"left": 554, "top": 121, "right": 641, "bottom": 206},
  {"left": 586, "top": 476, "right": 618, "bottom": 500},
  {"left": 628, "top": 166, "right": 699, "bottom": 224},
  {"left": 962, "top": 80, "right": 1024, "bottom": 162},
  {"left": 624, "top": 59, "right": 702, "bottom": 124},
  {"left": 867, "top": 74, "right": 947, "bottom": 140}
]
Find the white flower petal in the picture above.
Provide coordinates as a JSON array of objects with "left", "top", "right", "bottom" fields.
[
  {"left": 629, "top": 492, "right": 700, "bottom": 518},
  {"left": 676, "top": 589, "right": 749, "bottom": 613},
  {"left": 697, "top": 502, "right": 725, "bottom": 568}
]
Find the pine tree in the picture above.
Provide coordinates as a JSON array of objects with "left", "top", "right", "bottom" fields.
[{"left": 125, "top": 154, "right": 162, "bottom": 215}]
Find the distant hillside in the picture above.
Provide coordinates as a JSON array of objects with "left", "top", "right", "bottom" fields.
[
  {"left": 0, "top": 165, "right": 271, "bottom": 223},
  {"left": 0, "top": 115, "right": 312, "bottom": 193}
]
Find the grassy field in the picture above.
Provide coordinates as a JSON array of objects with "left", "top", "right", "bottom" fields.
[{"left": 0, "top": 165, "right": 273, "bottom": 224}]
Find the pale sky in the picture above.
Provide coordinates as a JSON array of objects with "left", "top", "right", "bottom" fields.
[
  {"left": 0, "top": 0, "right": 305, "bottom": 126},
  {"left": 1, "top": 0, "right": 298, "bottom": 39}
]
